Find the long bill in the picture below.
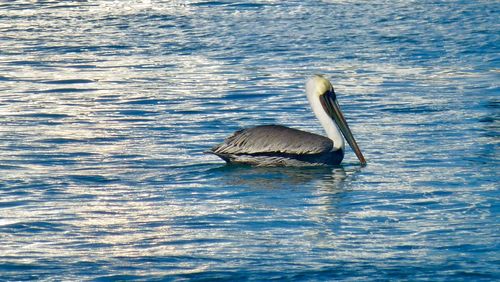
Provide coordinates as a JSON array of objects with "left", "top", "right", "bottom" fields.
[{"left": 320, "top": 91, "right": 367, "bottom": 165}]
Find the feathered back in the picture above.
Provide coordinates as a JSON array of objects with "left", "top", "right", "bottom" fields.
[{"left": 210, "top": 125, "right": 333, "bottom": 156}]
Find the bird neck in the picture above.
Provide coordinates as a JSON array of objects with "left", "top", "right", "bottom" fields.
[{"left": 307, "top": 95, "right": 345, "bottom": 150}]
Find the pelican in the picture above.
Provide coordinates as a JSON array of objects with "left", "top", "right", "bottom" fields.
[{"left": 207, "top": 75, "right": 366, "bottom": 166}]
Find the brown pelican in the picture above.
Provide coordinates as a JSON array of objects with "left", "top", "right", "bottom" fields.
[{"left": 207, "top": 75, "right": 366, "bottom": 166}]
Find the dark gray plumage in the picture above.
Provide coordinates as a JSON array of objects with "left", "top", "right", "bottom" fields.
[{"left": 207, "top": 125, "right": 344, "bottom": 166}]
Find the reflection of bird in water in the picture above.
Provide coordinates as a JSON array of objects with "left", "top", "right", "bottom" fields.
[
  {"left": 207, "top": 75, "right": 366, "bottom": 166},
  {"left": 207, "top": 165, "right": 349, "bottom": 190}
]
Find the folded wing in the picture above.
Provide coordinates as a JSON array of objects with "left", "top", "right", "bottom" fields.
[{"left": 210, "top": 125, "right": 333, "bottom": 156}]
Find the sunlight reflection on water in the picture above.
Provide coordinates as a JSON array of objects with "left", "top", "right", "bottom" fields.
[{"left": 0, "top": 0, "right": 498, "bottom": 280}]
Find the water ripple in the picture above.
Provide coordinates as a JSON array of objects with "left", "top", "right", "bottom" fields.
[{"left": 0, "top": 0, "right": 498, "bottom": 281}]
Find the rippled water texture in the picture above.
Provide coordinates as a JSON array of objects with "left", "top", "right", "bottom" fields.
[{"left": 1, "top": 1, "right": 498, "bottom": 280}]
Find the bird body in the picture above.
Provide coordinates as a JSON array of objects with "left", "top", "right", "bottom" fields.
[
  {"left": 209, "top": 125, "right": 344, "bottom": 166},
  {"left": 207, "top": 75, "right": 366, "bottom": 167}
]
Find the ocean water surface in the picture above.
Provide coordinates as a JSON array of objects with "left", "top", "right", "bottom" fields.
[{"left": 0, "top": 0, "right": 498, "bottom": 280}]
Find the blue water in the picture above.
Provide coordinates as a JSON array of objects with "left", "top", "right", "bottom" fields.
[{"left": 1, "top": 1, "right": 499, "bottom": 281}]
